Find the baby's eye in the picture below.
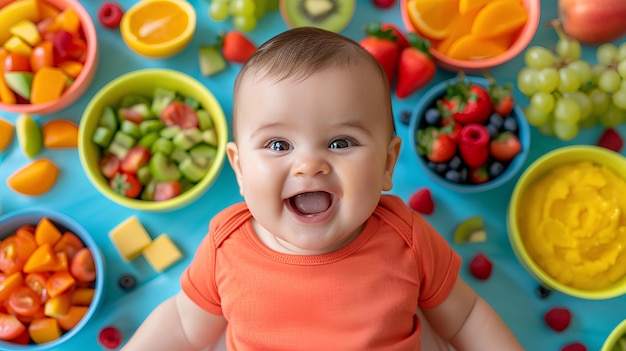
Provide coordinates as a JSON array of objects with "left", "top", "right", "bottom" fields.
[
  {"left": 267, "top": 139, "right": 292, "bottom": 151},
  {"left": 329, "top": 138, "right": 356, "bottom": 149}
]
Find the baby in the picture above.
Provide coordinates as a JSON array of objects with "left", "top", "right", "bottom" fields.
[{"left": 122, "top": 27, "right": 523, "bottom": 351}]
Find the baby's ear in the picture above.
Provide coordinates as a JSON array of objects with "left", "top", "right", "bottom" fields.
[
  {"left": 383, "top": 136, "right": 402, "bottom": 191},
  {"left": 226, "top": 142, "right": 244, "bottom": 196}
]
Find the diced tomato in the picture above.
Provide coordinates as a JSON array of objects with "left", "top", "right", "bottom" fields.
[
  {"left": 119, "top": 107, "right": 144, "bottom": 124},
  {"left": 160, "top": 101, "right": 199, "bottom": 129},
  {"left": 15, "top": 224, "right": 35, "bottom": 237},
  {"left": 30, "top": 41, "right": 55, "bottom": 72},
  {"left": 99, "top": 154, "right": 121, "bottom": 179},
  {"left": 51, "top": 30, "right": 75, "bottom": 60},
  {"left": 67, "top": 37, "right": 87, "bottom": 63},
  {"left": 109, "top": 172, "right": 142, "bottom": 198},
  {"left": 8, "top": 286, "right": 42, "bottom": 316},
  {"left": 45, "top": 271, "right": 75, "bottom": 298},
  {"left": 154, "top": 181, "right": 182, "bottom": 201},
  {"left": 53, "top": 232, "right": 84, "bottom": 260},
  {"left": 0, "top": 236, "right": 37, "bottom": 275},
  {"left": 0, "top": 312, "right": 26, "bottom": 340},
  {"left": 24, "top": 272, "right": 50, "bottom": 304},
  {"left": 4, "top": 53, "right": 31, "bottom": 72},
  {"left": 8, "top": 328, "right": 30, "bottom": 344},
  {"left": 70, "top": 248, "right": 96, "bottom": 283},
  {"left": 121, "top": 146, "right": 151, "bottom": 174}
]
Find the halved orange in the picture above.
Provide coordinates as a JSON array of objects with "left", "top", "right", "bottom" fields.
[
  {"left": 458, "top": 0, "right": 491, "bottom": 15},
  {"left": 120, "top": 0, "right": 196, "bottom": 58},
  {"left": 471, "top": 0, "right": 528, "bottom": 39},
  {"left": 434, "top": 7, "right": 480, "bottom": 55},
  {"left": 406, "top": 0, "right": 459, "bottom": 40},
  {"left": 446, "top": 33, "right": 508, "bottom": 60}
]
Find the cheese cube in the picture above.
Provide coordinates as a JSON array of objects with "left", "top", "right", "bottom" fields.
[
  {"left": 109, "top": 216, "right": 152, "bottom": 262},
  {"left": 142, "top": 234, "right": 182, "bottom": 272}
]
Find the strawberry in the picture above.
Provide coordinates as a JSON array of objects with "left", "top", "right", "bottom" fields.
[
  {"left": 395, "top": 33, "right": 436, "bottom": 99},
  {"left": 469, "top": 253, "right": 492, "bottom": 280},
  {"left": 373, "top": 0, "right": 396, "bottom": 9},
  {"left": 561, "top": 342, "right": 587, "bottom": 351},
  {"left": 381, "top": 23, "right": 409, "bottom": 50},
  {"left": 417, "top": 126, "right": 456, "bottom": 163},
  {"left": 469, "top": 165, "right": 490, "bottom": 184},
  {"left": 444, "top": 78, "right": 494, "bottom": 124},
  {"left": 221, "top": 31, "right": 257, "bottom": 64},
  {"left": 544, "top": 307, "right": 571, "bottom": 332},
  {"left": 597, "top": 127, "right": 624, "bottom": 152},
  {"left": 488, "top": 81, "right": 515, "bottom": 117},
  {"left": 489, "top": 132, "right": 521, "bottom": 162},
  {"left": 359, "top": 22, "right": 399, "bottom": 86},
  {"left": 459, "top": 124, "right": 490, "bottom": 168},
  {"left": 408, "top": 188, "right": 434, "bottom": 215}
]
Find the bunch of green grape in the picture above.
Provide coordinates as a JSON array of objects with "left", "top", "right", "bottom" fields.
[
  {"left": 517, "top": 29, "right": 626, "bottom": 141},
  {"left": 208, "top": 0, "right": 279, "bottom": 32}
]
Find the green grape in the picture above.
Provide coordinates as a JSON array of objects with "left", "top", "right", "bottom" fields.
[
  {"left": 598, "top": 69, "right": 622, "bottom": 93},
  {"left": 566, "top": 91, "right": 592, "bottom": 120},
  {"left": 517, "top": 67, "right": 538, "bottom": 96},
  {"left": 530, "top": 91, "right": 555, "bottom": 114},
  {"left": 588, "top": 88, "right": 610, "bottom": 116},
  {"left": 617, "top": 59, "right": 626, "bottom": 79},
  {"left": 209, "top": 0, "right": 231, "bottom": 21},
  {"left": 598, "top": 103, "right": 625, "bottom": 127},
  {"left": 611, "top": 88, "right": 626, "bottom": 110},
  {"left": 554, "top": 96, "right": 581, "bottom": 124},
  {"left": 535, "top": 67, "right": 559, "bottom": 93},
  {"left": 553, "top": 120, "right": 579, "bottom": 141},
  {"left": 524, "top": 105, "right": 550, "bottom": 126},
  {"left": 556, "top": 37, "right": 582, "bottom": 61},
  {"left": 254, "top": 0, "right": 267, "bottom": 19},
  {"left": 618, "top": 42, "right": 626, "bottom": 61},
  {"left": 524, "top": 46, "right": 556, "bottom": 69},
  {"left": 557, "top": 67, "right": 581, "bottom": 93},
  {"left": 578, "top": 112, "right": 597, "bottom": 129},
  {"left": 536, "top": 119, "right": 554, "bottom": 136},
  {"left": 597, "top": 43, "right": 619, "bottom": 65},
  {"left": 233, "top": 14, "right": 257, "bottom": 31},
  {"left": 231, "top": 0, "right": 256, "bottom": 16},
  {"left": 591, "top": 64, "right": 607, "bottom": 85},
  {"left": 566, "top": 60, "right": 592, "bottom": 86}
]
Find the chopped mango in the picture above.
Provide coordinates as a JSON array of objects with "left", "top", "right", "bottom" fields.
[
  {"left": 6, "top": 158, "right": 59, "bottom": 196},
  {"left": 0, "top": 117, "right": 14, "bottom": 152},
  {"left": 23, "top": 243, "right": 57, "bottom": 273},
  {"left": 54, "top": 7, "right": 80, "bottom": 34},
  {"left": 57, "top": 305, "right": 88, "bottom": 331},
  {"left": 35, "top": 217, "right": 62, "bottom": 246},
  {"left": 142, "top": 234, "right": 183, "bottom": 272},
  {"left": 57, "top": 60, "right": 83, "bottom": 79},
  {"left": 0, "top": 271, "right": 24, "bottom": 301},
  {"left": 42, "top": 119, "right": 78, "bottom": 148},
  {"left": 71, "top": 288, "right": 95, "bottom": 306},
  {"left": 28, "top": 317, "right": 62, "bottom": 344},
  {"left": 9, "top": 19, "right": 41, "bottom": 46},
  {"left": 43, "top": 292, "right": 71, "bottom": 318},
  {"left": 3, "top": 35, "right": 32, "bottom": 56},
  {"left": 0, "top": 0, "right": 40, "bottom": 44},
  {"left": 109, "top": 216, "right": 152, "bottom": 262},
  {"left": 31, "top": 67, "right": 67, "bottom": 104}
]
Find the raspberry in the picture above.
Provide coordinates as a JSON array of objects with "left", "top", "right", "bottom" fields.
[
  {"left": 408, "top": 188, "right": 434, "bottom": 215},
  {"left": 98, "top": 2, "right": 124, "bottom": 29},
  {"left": 99, "top": 326, "right": 123, "bottom": 349},
  {"left": 597, "top": 128, "right": 624, "bottom": 152},
  {"left": 544, "top": 307, "right": 572, "bottom": 332},
  {"left": 468, "top": 253, "right": 493, "bottom": 280},
  {"left": 561, "top": 342, "right": 587, "bottom": 351}
]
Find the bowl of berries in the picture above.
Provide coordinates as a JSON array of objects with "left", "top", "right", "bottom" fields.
[{"left": 409, "top": 75, "right": 530, "bottom": 193}]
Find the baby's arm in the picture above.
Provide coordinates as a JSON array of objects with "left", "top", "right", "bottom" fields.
[
  {"left": 121, "top": 291, "right": 228, "bottom": 351},
  {"left": 421, "top": 279, "right": 524, "bottom": 351}
]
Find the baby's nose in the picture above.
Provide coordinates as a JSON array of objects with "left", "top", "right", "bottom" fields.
[{"left": 292, "top": 153, "right": 331, "bottom": 177}]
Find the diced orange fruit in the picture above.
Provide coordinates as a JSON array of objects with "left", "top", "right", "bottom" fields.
[
  {"left": 406, "top": 0, "right": 459, "bottom": 40},
  {"left": 0, "top": 117, "right": 14, "bottom": 152},
  {"left": 446, "top": 33, "right": 508, "bottom": 60},
  {"left": 6, "top": 158, "right": 59, "bottom": 196},
  {"left": 471, "top": 0, "right": 528, "bottom": 39},
  {"left": 42, "top": 119, "right": 78, "bottom": 148}
]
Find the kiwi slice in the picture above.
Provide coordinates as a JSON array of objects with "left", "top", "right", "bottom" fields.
[
  {"left": 453, "top": 216, "right": 487, "bottom": 244},
  {"left": 281, "top": 0, "right": 355, "bottom": 33}
]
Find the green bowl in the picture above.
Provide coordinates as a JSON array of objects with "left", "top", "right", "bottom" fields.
[
  {"left": 508, "top": 145, "right": 626, "bottom": 299},
  {"left": 603, "top": 319, "right": 626, "bottom": 351},
  {"left": 78, "top": 68, "right": 228, "bottom": 211}
]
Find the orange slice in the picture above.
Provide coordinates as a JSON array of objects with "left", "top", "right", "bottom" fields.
[
  {"left": 406, "top": 0, "right": 459, "bottom": 40},
  {"left": 7, "top": 158, "right": 59, "bottom": 196},
  {"left": 458, "top": 0, "right": 491, "bottom": 14},
  {"left": 446, "top": 33, "right": 508, "bottom": 60},
  {"left": 120, "top": 0, "right": 196, "bottom": 58},
  {"left": 434, "top": 7, "right": 480, "bottom": 55},
  {"left": 471, "top": 0, "right": 528, "bottom": 39}
]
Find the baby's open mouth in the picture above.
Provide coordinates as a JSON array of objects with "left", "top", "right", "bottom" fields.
[{"left": 289, "top": 191, "right": 332, "bottom": 215}]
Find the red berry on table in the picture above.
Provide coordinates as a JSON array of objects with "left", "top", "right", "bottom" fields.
[
  {"left": 221, "top": 31, "right": 257, "bottom": 64},
  {"left": 98, "top": 2, "right": 124, "bottom": 29},
  {"left": 459, "top": 124, "right": 490, "bottom": 168},
  {"left": 561, "top": 342, "right": 587, "bottom": 351},
  {"left": 99, "top": 326, "right": 123, "bottom": 349},
  {"left": 469, "top": 252, "right": 493, "bottom": 280},
  {"left": 544, "top": 307, "right": 572, "bottom": 332},
  {"left": 489, "top": 132, "right": 522, "bottom": 162},
  {"left": 359, "top": 22, "right": 400, "bottom": 86},
  {"left": 597, "top": 127, "right": 624, "bottom": 152},
  {"left": 372, "top": 0, "right": 397, "bottom": 9},
  {"left": 395, "top": 33, "right": 436, "bottom": 99},
  {"left": 408, "top": 187, "right": 434, "bottom": 215}
]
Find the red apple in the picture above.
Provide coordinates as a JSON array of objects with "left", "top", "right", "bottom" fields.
[{"left": 559, "top": 0, "right": 626, "bottom": 44}]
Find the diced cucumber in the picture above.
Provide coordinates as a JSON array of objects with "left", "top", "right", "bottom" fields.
[
  {"left": 184, "top": 95, "right": 200, "bottom": 110},
  {"left": 108, "top": 131, "right": 136, "bottom": 160},
  {"left": 120, "top": 120, "right": 141, "bottom": 138},
  {"left": 196, "top": 109, "right": 213, "bottom": 130},
  {"left": 149, "top": 152, "right": 181, "bottom": 182},
  {"left": 202, "top": 128, "right": 218, "bottom": 146},
  {"left": 198, "top": 45, "right": 227, "bottom": 77},
  {"left": 92, "top": 126, "right": 114, "bottom": 148},
  {"left": 137, "top": 132, "right": 159, "bottom": 148},
  {"left": 99, "top": 106, "right": 118, "bottom": 130},
  {"left": 140, "top": 180, "right": 156, "bottom": 200},
  {"left": 140, "top": 119, "right": 165, "bottom": 135},
  {"left": 160, "top": 125, "right": 182, "bottom": 139},
  {"left": 151, "top": 87, "right": 176, "bottom": 116},
  {"left": 189, "top": 143, "right": 216, "bottom": 165},
  {"left": 137, "top": 165, "right": 153, "bottom": 185},
  {"left": 151, "top": 137, "right": 174, "bottom": 156},
  {"left": 179, "top": 157, "right": 208, "bottom": 182},
  {"left": 119, "top": 93, "right": 151, "bottom": 108},
  {"left": 173, "top": 128, "right": 203, "bottom": 150},
  {"left": 170, "top": 147, "right": 189, "bottom": 164}
]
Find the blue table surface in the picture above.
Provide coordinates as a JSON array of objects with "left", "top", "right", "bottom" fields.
[{"left": 1, "top": 0, "right": 625, "bottom": 350}]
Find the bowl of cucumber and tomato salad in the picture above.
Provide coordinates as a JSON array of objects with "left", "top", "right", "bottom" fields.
[{"left": 77, "top": 68, "right": 228, "bottom": 211}]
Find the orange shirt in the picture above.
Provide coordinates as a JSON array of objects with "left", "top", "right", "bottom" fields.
[{"left": 181, "top": 195, "right": 461, "bottom": 350}]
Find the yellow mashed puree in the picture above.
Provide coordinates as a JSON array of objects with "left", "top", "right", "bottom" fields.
[{"left": 519, "top": 161, "right": 626, "bottom": 290}]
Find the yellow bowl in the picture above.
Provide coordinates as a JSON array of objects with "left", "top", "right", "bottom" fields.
[
  {"left": 78, "top": 68, "right": 228, "bottom": 212},
  {"left": 602, "top": 318, "right": 626, "bottom": 351},
  {"left": 508, "top": 145, "right": 626, "bottom": 300},
  {"left": 120, "top": 0, "right": 196, "bottom": 58}
]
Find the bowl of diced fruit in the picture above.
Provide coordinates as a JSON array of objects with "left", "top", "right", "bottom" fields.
[
  {"left": 409, "top": 75, "right": 530, "bottom": 193},
  {"left": 0, "top": 0, "right": 98, "bottom": 115},
  {"left": 0, "top": 208, "right": 104, "bottom": 350},
  {"left": 603, "top": 319, "right": 626, "bottom": 351},
  {"left": 78, "top": 68, "right": 228, "bottom": 212}
]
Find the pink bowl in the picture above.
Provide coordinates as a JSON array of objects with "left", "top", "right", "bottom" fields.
[
  {"left": 400, "top": 0, "right": 540, "bottom": 72},
  {"left": 0, "top": 0, "right": 98, "bottom": 115}
]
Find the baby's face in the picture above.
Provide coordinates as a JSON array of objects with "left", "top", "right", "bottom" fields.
[{"left": 227, "top": 65, "right": 401, "bottom": 254}]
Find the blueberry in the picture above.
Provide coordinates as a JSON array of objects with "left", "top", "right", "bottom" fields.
[
  {"left": 488, "top": 113, "right": 504, "bottom": 129},
  {"left": 489, "top": 161, "right": 505, "bottom": 178},
  {"left": 118, "top": 273, "right": 137, "bottom": 291},
  {"left": 503, "top": 117, "right": 519, "bottom": 134},
  {"left": 487, "top": 124, "right": 499, "bottom": 139},
  {"left": 536, "top": 285, "right": 552, "bottom": 299},
  {"left": 448, "top": 155, "right": 462, "bottom": 170},
  {"left": 424, "top": 107, "right": 441, "bottom": 126},
  {"left": 399, "top": 110, "right": 412, "bottom": 126},
  {"left": 445, "top": 169, "right": 462, "bottom": 183},
  {"left": 459, "top": 167, "right": 469, "bottom": 183}
]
